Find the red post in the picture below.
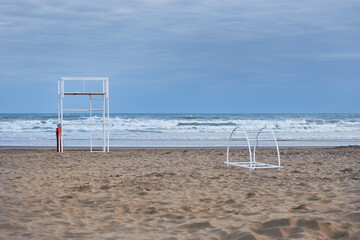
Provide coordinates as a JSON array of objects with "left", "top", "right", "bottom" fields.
[{"left": 56, "top": 127, "right": 62, "bottom": 152}]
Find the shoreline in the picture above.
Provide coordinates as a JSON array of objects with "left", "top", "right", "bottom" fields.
[{"left": 1, "top": 145, "right": 359, "bottom": 151}]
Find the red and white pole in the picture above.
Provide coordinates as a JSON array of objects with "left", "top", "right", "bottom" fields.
[{"left": 56, "top": 124, "right": 62, "bottom": 152}]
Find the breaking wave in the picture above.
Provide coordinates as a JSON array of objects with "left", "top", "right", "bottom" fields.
[{"left": 1, "top": 113, "right": 360, "bottom": 145}]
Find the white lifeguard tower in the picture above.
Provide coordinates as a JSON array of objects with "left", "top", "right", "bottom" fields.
[{"left": 57, "top": 77, "right": 110, "bottom": 152}]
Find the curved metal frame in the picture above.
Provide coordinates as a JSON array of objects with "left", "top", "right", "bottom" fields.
[
  {"left": 253, "top": 127, "right": 281, "bottom": 168},
  {"left": 226, "top": 126, "right": 254, "bottom": 168},
  {"left": 225, "top": 126, "right": 282, "bottom": 170}
]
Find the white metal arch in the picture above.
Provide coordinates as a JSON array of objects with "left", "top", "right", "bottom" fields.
[
  {"left": 226, "top": 126, "right": 253, "bottom": 167},
  {"left": 253, "top": 127, "right": 281, "bottom": 168},
  {"left": 225, "top": 126, "right": 282, "bottom": 170}
]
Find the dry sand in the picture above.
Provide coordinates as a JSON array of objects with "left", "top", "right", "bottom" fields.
[{"left": 0, "top": 146, "right": 359, "bottom": 239}]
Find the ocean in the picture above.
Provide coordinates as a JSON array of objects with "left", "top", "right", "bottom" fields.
[{"left": 0, "top": 113, "right": 360, "bottom": 147}]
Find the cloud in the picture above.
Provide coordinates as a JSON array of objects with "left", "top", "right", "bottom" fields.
[
  {"left": 0, "top": 0, "right": 359, "bottom": 81},
  {"left": 1, "top": 0, "right": 359, "bottom": 39},
  {"left": 314, "top": 53, "right": 360, "bottom": 60}
]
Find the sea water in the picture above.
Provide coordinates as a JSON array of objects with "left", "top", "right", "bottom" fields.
[{"left": 0, "top": 113, "right": 359, "bottom": 147}]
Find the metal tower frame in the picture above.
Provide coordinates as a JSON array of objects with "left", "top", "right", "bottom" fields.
[{"left": 58, "top": 77, "right": 109, "bottom": 152}]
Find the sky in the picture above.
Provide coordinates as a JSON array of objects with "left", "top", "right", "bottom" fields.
[{"left": 0, "top": 0, "right": 359, "bottom": 113}]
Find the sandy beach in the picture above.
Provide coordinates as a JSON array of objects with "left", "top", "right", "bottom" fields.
[{"left": 0, "top": 146, "right": 359, "bottom": 239}]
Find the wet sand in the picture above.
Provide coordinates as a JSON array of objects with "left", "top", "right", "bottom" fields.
[{"left": 0, "top": 146, "right": 359, "bottom": 239}]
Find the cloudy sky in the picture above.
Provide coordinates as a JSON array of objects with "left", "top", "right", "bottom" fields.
[{"left": 0, "top": 0, "right": 359, "bottom": 113}]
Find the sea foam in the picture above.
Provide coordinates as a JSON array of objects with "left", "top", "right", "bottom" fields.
[{"left": 0, "top": 113, "right": 359, "bottom": 146}]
